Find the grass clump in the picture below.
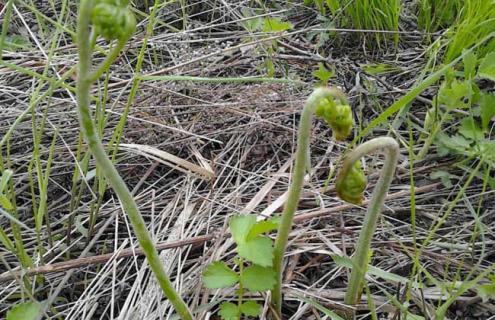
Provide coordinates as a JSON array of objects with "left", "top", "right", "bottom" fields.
[
  {"left": 418, "top": 0, "right": 462, "bottom": 33},
  {"left": 341, "top": 0, "right": 401, "bottom": 46},
  {"left": 443, "top": 0, "right": 495, "bottom": 62}
]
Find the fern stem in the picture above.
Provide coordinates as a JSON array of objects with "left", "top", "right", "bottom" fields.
[
  {"left": 341, "top": 137, "right": 399, "bottom": 307},
  {"left": 76, "top": 1, "right": 192, "bottom": 319},
  {"left": 271, "top": 87, "right": 348, "bottom": 317}
]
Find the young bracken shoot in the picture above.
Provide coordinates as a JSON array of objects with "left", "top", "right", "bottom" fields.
[
  {"left": 76, "top": 1, "right": 193, "bottom": 319},
  {"left": 271, "top": 87, "right": 353, "bottom": 317},
  {"left": 336, "top": 137, "right": 399, "bottom": 312}
]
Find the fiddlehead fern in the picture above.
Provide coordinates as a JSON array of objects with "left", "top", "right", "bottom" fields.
[
  {"left": 271, "top": 87, "right": 354, "bottom": 317},
  {"left": 336, "top": 137, "right": 399, "bottom": 310},
  {"left": 91, "top": 0, "right": 136, "bottom": 42},
  {"left": 76, "top": 1, "right": 193, "bottom": 319}
]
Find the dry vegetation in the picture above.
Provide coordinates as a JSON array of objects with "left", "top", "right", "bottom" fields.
[{"left": 0, "top": 0, "right": 494, "bottom": 319}]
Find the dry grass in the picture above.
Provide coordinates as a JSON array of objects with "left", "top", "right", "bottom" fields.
[{"left": 0, "top": 1, "right": 494, "bottom": 319}]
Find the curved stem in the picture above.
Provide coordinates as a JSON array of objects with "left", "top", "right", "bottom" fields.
[
  {"left": 76, "top": 1, "right": 193, "bottom": 319},
  {"left": 87, "top": 39, "right": 126, "bottom": 83},
  {"left": 341, "top": 137, "right": 399, "bottom": 307},
  {"left": 271, "top": 87, "right": 348, "bottom": 317}
]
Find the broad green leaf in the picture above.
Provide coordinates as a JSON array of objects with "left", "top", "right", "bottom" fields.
[
  {"left": 246, "top": 218, "right": 280, "bottom": 240},
  {"left": 237, "top": 236, "right": 274, "bottom": 267},
  {"left": 459, "top": 118, "right": 483, "bottom": 140},
  {"left": 312, "top": 62, "right": 334, "bottom": 85},
  {"left": 262, "top": 17, "right": 293, "bottom": 33},
  {"left": 480, "top": 94, "right": 495, "bottom": 131},
  {"left": 202, "top": 262, "right": 239, "bottom": 289},
  {"left": 0, "top": 195, "right": 13, "bottom": 211},
  {"left": 219, "top": 302, "right": 239, "bottom": 320},
  {"left": 436, "top": 133, "right": 472, "bottom": 155},
  {"left": 240, "top": 300, "right": 262, "bottom": 317},
  {"left": 240, "top": 265, "right": 277, "bottom": 292},
  {"left": 479, "top": 52, "right": 495, "bottom": 81},
  {"left": 477, "top": 283, "right": 495, "bottom": 302},
  {"left": 240, "top": 8, "right": 263, "bottom": 32},
  {"left": 6, "top": 302, "right": 41, "bottom": 320},
  {"left": 438, "top": 79, "right": 472, "bottom": 110},
  {"left": 229, "top": 215, "right": 256, "bottom": 245}
]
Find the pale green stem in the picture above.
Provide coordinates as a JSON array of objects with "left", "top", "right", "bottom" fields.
[
  {"left": 341, "top": 137, "right": 399, "bottom": 308},
  {"left": 271, "top": 87, "right": 348, "bottom": 317},
  {"left": 76, "top": 1, "right": 192, "bottom": 319},
  {"left": 87, "top": 39, "right": 126, "bottom": 83}
]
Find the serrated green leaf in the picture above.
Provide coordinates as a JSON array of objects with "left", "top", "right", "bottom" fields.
[
  {"left": 246, "top": 218, "right": 280, "bottom": 240},
  {"left": 237, "top": 236, "right": 274, "bottom": 267},
  {"left": 480, "top": 94, "right": 495, "bottom": 131},
  {"left": 229, "top": 215, "right": 256, "bottom": 245},
  {"left": 262, "top": 17, "right": 293, "bottom": 33},
  {"left": 477, "top": 283, "right": 495, "bottom": 302},
  {"left": 240, "top": 300, "right": 262, "bottom": 317},
  {"left": 436, "top": 132, "right": 472, "bottom": 155},
  {"left": 430, "top": 170, "right": 454, "bottom": 188},
  {"left": 479, "top": 52, "right": 495, "bottom": 81},
  {"left": 6, "top": 302, "right": 41, "bottom": 320},
  {"left": 438, "top": 79, "right": 472, "bottom": 110},
  {"left": 459, "top": 117, "right": 483, "bottom": 141},
  {"left": 240, "top": 265, "right": 277, "bottom": 292},
  {"left": 202, "top": 262, "right": 239, "bottom": 289},
  {"left": 219, "top": 302, "right": 239, "bottom": 320},
  {"left": 312, "top": 62, "right": 334, "bottom": 85},
  {"left": 240, "top": 8, "right": 263, "bottom": 32}
]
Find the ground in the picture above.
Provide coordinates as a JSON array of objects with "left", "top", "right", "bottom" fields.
[{"left": 0, "top": 1, "right": 494, "bottom": 319}]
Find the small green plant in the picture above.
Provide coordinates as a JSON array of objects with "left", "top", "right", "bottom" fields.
[
  {"left": 76, "top": 0, "right": 192, "bottom": 319},
  {"left": 202, "top": 215, "right": 280, "bottom": 319},
  {"left": 419, "top": 51, "right": 495, "bottom": 162},
  {"left": 240, "top": 9, "right": 293, "bottom": 77}
]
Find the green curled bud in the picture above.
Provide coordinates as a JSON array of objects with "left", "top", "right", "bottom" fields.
[
  {"left": 325, "top": 103, "right": 353, "bottom": 141},
  {"left": 335, "top": 161, "right": 367, "bottom": 205},
  {"left": 315, "top": 97, "right": 353, "bottom": 141},
  {"left": 91, "top": 3, "right": 136, "bottom": 41}
]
